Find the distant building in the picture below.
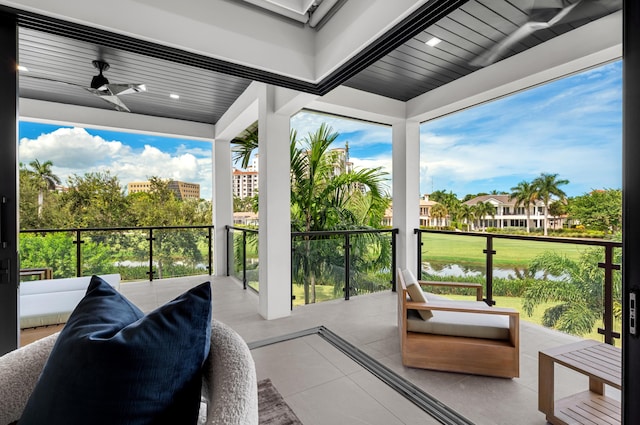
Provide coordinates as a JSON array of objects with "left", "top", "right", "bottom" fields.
[
  {"left": 127, "top": 180, "right": 200, "bottom": 200},
  {"left": 232, "top": 168, "right": 259, "bottom": 199},
  {"left": 463, "top": 194, "right": 566, "bottom": 230}
]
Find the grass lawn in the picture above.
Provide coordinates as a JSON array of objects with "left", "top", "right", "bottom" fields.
[{"left": 421, "top": 232, "right": 589, "bottom": 267}]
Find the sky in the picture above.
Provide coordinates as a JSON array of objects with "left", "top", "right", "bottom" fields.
[{"left": 18, "top": 60, "right": 622, "bottom": 201}]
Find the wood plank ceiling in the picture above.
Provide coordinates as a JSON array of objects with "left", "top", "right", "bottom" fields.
[
  {"left": 344, "top": 0, "right": 618, "bottom": 101},
  {"left": 13, "top": 0, "right": 621, "bottom": 124}
]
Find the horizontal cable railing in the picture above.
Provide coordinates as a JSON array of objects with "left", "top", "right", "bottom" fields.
[
  {"left": 20, "top": 225, "right": 214, "bottom": 281},
  {"left": 415, "top": 229, "right": 622, "bottom": 345}
]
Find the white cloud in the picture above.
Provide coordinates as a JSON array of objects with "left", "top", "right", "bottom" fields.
[
  {"left": 19, "top": 127, "right": 130, "bottom": 168},
  {"left": 19, "top": 127, "right": 214, "bottom": 199}
]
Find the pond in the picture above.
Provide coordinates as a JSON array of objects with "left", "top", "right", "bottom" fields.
[{"left": 422, "top": 261, "right": 564, "bottom": 280}]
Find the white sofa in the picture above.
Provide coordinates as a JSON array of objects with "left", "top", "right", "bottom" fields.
[
  {"left": 19, "top": 274, "right": 120, "bottom": 329},
  {"left": 0, "top": 320, "right": 259, "bottom": 425}
]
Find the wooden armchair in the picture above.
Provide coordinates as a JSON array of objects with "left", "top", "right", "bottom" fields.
[{"left": 397, "top": 268, "right": 519, "bottom": 378}]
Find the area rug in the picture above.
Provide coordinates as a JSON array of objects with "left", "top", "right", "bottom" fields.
[{"left": 258, "top": 378, "right": 303, "bottom": 425}]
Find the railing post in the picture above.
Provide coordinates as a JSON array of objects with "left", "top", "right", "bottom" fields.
[
  {"left": 73, "top": 229, "right": 84, "bottom": 277},
  {"left": 416, "top": 229, "right": 423, "bottom": 280},
  {"left": 598, "top": 244, "right": 621, "bottom": 345},
  {"left": 242, "top": 230, "right": 247, "bottom": 290},
  {"left": 225, "top": 226, "right": 230, "bottom": 277},
  {"left": 207, "top": 226, "right": 213, "bottom": 276},
  {"left": 483, "top": 235, "right": 496, "bottom": 306},
  {"left": 344, "top": 233, "right": 351, "bottom": 300},
  {"left": 147, "top": 228, "right": 155, "bottom": 281},
  {"left": 391, "top": 230, "right": 397, "bottom": 292}
]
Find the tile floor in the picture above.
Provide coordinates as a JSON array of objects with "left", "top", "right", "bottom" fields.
[{"left": 121, "top": 275, "right": 620, "bottom": 425}]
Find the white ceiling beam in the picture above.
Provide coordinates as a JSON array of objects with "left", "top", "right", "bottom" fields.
[
  {"left": 214, "top": 82, "right": 262, "bottom": 142},
  {"left": 308, "top": 85, "right": 406, "bottom": 125},
  {"left": 20, "top": 98, "right": 215, "bottom": 141},
  {"left": 407, "top": 10, "right": 622, "bottom": 123}
]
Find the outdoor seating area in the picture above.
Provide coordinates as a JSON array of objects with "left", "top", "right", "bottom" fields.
[{"left": 112, "top": 274, "right": 616, "bottom": 425}]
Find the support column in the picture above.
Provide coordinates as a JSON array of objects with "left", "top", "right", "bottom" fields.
[
  {"left": 212, "top": 139, "right": 233, "bottom": 276},
  {"left": 258, "top": 85, "right": 291, "bottom": 319},
  {"left": 0, "top": 12, "right": 18, "bottom": 355},
  {"left": 392, "top": 120, "right": 421, "bottom": 273},
  {"left": 623, "top": 1, "right": 640, "bottom": 422}
]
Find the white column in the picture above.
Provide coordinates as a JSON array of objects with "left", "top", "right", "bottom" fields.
[
  {"left": 258, "top": 85, "right": 291, "bottom": 319},
  {"left": 392, "top": 120, "right": 421, "bottom": 273},
  {"left": 212, "top": 139, "right": 233, "bottom": 276}
]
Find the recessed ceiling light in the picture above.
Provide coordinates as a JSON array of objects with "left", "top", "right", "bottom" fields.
[
  {"left": 425, "top": 37, "right": 442, "bottom": 47},
  {"left": 170, "top": 93, "right": 180, "bottom": 100},
  {"left": 17, "top": 65, "right": 28, "bottom": 72}
]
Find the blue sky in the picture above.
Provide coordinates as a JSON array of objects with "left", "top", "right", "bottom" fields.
[{"left": 18, "top": 60, "right": 622, "bottom": 201}]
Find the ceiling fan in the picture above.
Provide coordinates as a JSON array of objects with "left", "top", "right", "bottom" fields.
[
  {"left": 23, "top": 59, "right": 146, "bottom": 112},
  {"left": 471, "top": 0, "right": 621, "bottom": 67}
]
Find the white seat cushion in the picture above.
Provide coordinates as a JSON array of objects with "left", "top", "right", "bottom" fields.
[{"left": 407, "top": 308, "right": 510, "bottom": 340}]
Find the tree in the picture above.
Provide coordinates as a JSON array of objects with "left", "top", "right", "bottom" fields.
[
  {"left": 473, "top": 201, "right": 496, "bottom": 230},
  {"left": 232, "top": 122, "right": 258, "bottom": 169},
  {"left": 567, "top": 189, "right": 622, "bottom": 235},
  {"left": 430, "top": 190, "right": 460, "bottom": 224},
  {"left": 522, "top": 246, "right": 622, "bottom": 337},
  {"left": 430, "top": 203, "right": 448, "bottom": 228},
  {"left": 28, "top": 159, "right": 61, "bottom": 218},
  {"left": 533, "top": 173, "right": 569, "bottom": 236},
  {"left": 548, "top": 200, "right": 567, "bottom": 230},
  {"left": 289, "top": 124, "right": 389, "bottom": 303},
  {"left": 458, "top": 204, "right": 474, "bottom": 231},
  {"left": 62, "top": 171, "right": 130, "bottom": 228},
  {"left": 509, "top": 180, "right": 537, "bottom": 233}
]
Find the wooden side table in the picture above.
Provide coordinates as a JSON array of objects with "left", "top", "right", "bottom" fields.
[{"left": 539, "top": 340, "right": 621, "bottom": 425}]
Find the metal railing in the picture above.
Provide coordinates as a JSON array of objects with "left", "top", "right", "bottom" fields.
[
  {"left": 225, "top": 226, "right": 259, "bottom": 290},
  {"left": 291, "top": 228, "right": 398, "bottom": 307},
  {"left": 226, "top": 226, "right": 398, "bottom": 306},
  {"left": 416, "top": 229, "right": 622, "bottom": 345},
  {"left": 20, "top": 225, "right": 214, "bottom": 281}
]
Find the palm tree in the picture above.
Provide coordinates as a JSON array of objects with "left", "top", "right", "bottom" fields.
[
  {"left": 430, "top": 203, "right": 448, "bottom": 228},
  {"left": 474, "top": 201, "right": 496, "bottom": 230},
  {"left": 458, "top": 204, "right": 474, "bottom": 231},
  {"left": 533, "top": 173, "right": 569, "bottom": 236},
  {"left": 509, "top": 180, "right": 537, "bottom": 233},
  {"left": 290, "top": 124, "right": 389, "bottom": 303},
  {"left": 28, "top": 159, "right": 61, "bottom": 218},
  {"left": 231, "top": 122, "right": 258, "bottom": 169},
  {"left": 522, "top": 247, "right": 622, "bottom": 337}
]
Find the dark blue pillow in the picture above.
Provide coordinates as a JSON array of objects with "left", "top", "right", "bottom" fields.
[{"left": 19, "top": 275, "right": 212, "bottom": 425}]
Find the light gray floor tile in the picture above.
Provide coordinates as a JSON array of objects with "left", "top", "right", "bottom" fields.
[{"left": 286, "top": 376, "right": 406, "bottom": 425}]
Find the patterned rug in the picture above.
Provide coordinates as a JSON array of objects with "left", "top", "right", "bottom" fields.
[{"left": 258, "top": 378, "right": 303, "bottom": 425}]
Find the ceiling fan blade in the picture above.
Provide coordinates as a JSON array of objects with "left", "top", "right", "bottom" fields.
[
  {"left": 471, "top": 0, "right": 621, "bottom": 67},
  {"left": 86, "top": 88, "right": 131, "bottom": 112},
  {"left": 471, "top": 23, "right": 543, "bottom": 67},
  {"left": 105, "top": 83, "right": 147, "bottom": 96}
]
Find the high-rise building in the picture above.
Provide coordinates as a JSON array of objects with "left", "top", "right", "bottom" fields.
[
  {"left": 232, "top": 168, "right": 259, "bottom": 199},
  {"left": 127, "top": 180, "right": 200, "bottom": 200}
]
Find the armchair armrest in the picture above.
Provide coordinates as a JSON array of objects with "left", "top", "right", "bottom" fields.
[
  {"left": 418, "top": 280, "right": 483, "bottom": 301},
  {"left": 0, "top": 333, "right": 58, "bottom": 425},
  {"left": 203, "top": 320, "right": 258, "bottom": 425},
  {"left": 406, "top": 300, "right": 518, "bottom": 316}
]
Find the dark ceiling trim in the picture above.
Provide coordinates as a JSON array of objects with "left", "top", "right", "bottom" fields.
[
  {"left": 315, "top": 0, "right": 470, "bottom": 95},
  {"left": 1, "top": 1, "right": 467, "bottom": 98}
]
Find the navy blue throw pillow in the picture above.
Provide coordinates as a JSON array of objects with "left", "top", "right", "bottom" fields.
[{"left": 19, "top": 275, "right": 212, "bottom": 425}]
